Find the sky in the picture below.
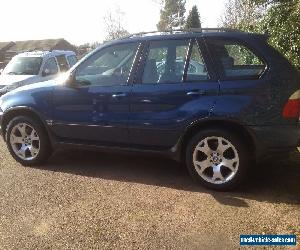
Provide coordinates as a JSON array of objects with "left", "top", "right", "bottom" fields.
[{"left": 0, "top": 0, "right": 226, "bottom": 45}]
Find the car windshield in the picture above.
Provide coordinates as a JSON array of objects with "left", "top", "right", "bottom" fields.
[{"left": 3, "top": 57, "right": 42, "bottom": 75}]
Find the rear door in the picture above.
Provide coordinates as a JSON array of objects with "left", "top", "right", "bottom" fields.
[
  {"left": 204, "top": 37, "right": 270, "bottom": 125},
  {"left": 128, "top": 38, "right": 219, "bottom": 148}
]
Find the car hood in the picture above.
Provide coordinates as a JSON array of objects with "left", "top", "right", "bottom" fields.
[
  {"left": 0, "top": 74, "right": 39, "bottom": 87},
  {"left": 9, "top": 78, "right": 61, "bottom": 93},
  {"left": 0, "top": 80, "right": 60, "bottom": 114},
  {"left": 0, "top": 78, "right": 63, "bottom": 111}
]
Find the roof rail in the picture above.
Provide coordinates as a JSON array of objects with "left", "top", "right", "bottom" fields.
[{"left": 122, "top": 28, "right": 240, "bottom": 39}]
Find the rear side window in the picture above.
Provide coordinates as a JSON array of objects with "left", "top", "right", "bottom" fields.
[
  {"left": 142, "top": 40, "right": 189, "bottom": 84},
  {"left": 186, "top": 42, "right": 209, "bottom": 81},
  {"left": 206, "top": 39, "right": 266, "bottom": 80},
  {"left": 55, "top": 55, "right": 69, "bottom": 72}
]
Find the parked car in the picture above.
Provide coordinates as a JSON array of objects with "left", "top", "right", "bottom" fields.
[
  {"left": 0, "top": 50, "right": 77, "bottom": 95},
  {"left": 0, "top": 29, "right": 299, "bottom": 190}
]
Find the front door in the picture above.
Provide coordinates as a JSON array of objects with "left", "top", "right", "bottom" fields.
[
  {"left": 51, "top": 42, "right": 140, "bottom": 145},
  {"left": 129, "top": 38, "right": 219, "bottom": 148}
]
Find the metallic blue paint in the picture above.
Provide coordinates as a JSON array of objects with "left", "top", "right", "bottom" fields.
[
  {"left": 129, "top": 81, "right": 219, "bottom": 148},
  {"left": 0, "top": 31, "right": 299, "bottom": 161},
  {"left": 51, "top": 83, "right": 131, "bottom": 144}
]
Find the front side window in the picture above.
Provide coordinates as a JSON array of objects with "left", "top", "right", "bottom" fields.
[
  {"left": 142, "top": 40, "right": 189, "bottom": 84},
  {"left": 56, "top": 55, "right": 69, "bottom": 72},
  {"left": 206, "top": 39, "right": 266, "bottom": 80},
  {"left": 43, "top": 57, "right": 58, "bottom": 76},
  {"left": 75, "top": 43, "right": 138, "bottom": 86},
  {"left": 3, "top": 57, "right": 42, "bottom": 75}
]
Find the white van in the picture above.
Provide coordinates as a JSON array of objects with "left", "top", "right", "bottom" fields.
[{"left": 0, "top": 50, "right": 77, "bottom": 94}]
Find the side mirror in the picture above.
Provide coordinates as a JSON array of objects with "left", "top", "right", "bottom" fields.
[
  {"left": 65, "top": 72, "right": 75, "bottom": 86},
  {"left": 42, "top": 68, "right": 51, "bottom": 77},
  {"left": 66, "top": 72, "right": 91, "bottom": 87},
  {"left": 0, "top": 69, "right": 3, "bottom": 75}
]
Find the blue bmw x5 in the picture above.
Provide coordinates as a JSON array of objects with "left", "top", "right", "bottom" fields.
[{"left": 0, "top": 29, "right": 299, "bottom": 190}]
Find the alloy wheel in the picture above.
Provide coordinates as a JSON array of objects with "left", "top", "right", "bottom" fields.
[
  {"left": 192, "top": 136, "right": 239, "bottom": 184},
  {"left": 9, "top": 122, "right": 40, "bottom": 161}
]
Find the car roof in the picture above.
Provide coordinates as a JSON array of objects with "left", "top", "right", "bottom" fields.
[
  {"left": 14, "top": 50, "right": 76, "bottom": 59},
  {"left": 101, "top": 30, "right": 268, "bottom": 48}
]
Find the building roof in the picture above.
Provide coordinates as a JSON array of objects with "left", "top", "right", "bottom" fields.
[
  {"left": 0, "top": 41, "right": 15, "bottom": 52},
  {"left": 0, "top": 39, "right": 76, "bottom": 54},
  {"left": 10, "top": 38, "right": 74, "bottom": 52}
]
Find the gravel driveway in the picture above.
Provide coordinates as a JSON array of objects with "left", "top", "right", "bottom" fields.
[{"left": 0, "top": 139, "right": 299, "bottom": 249}]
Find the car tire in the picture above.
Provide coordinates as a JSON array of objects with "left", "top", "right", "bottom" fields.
[
  {"left": 5, "top": 116, "right": 52, "bottom": 166},
  {"left": 186, "top": 128, "right": 250, "bottom": 191}
]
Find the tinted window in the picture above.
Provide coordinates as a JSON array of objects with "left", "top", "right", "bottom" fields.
[
  {"left": 42, "top": 57, "right": 58, "bottom": 75},
  {"left": 206, "top": 39, "right": 266, "bottom": 80},
  {"left": 75, "top": 43, "right": 138, "bottom": 86},
  {"left": 67, "top": 55, "right": 77, "bottom": 67},
  {"left": 142, "top": 40, "right": 189, "bottom": 84},
  {"left": 186, "top": 42, "right": 209, "bottom": 81},
  {"left": 56, "top": 55, "right": 69, "bottom": 72}
]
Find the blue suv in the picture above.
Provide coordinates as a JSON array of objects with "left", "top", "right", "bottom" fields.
[{"left": 0, "top": 29, "right": 299, "bottom": 190}]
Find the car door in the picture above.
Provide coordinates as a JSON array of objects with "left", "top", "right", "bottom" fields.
[
  {"left": 66, "top": 55, "right": 78, "bottom": 68},
  {"left": 55, "top": 55, "right": 70, "bottom": 73},
  {"left": 129, "top": 38, "right": 219, "bottom": 148},
  {"left": 40, "top": 57, "right": 59, "bottom": 81},
  {"left": 204, "top": 37, "right": 270, "bottom": 125},
  {"left": 51, "top": 42, "right": 140, "bottom": 145}
]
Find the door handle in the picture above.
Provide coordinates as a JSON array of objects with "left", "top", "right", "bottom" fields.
[
  {"left": 186, "top": 90, "right": 206, "bottom": 96},
  {"left": 112, "top": 93, "right": 127, "bottom": 98},
  {"left": 140, "top": 99, "right": 152, "bottom": 103}
]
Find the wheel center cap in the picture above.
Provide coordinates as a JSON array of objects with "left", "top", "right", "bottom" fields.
[
  {"left": 210, "top": 152, "right": 221, "bottom": 164},
  {"left": 212, "top": 156, "right": 219, "bottom": 163},
  {"left": 24, "top": 138, "right": 31, "bottom": 144}
]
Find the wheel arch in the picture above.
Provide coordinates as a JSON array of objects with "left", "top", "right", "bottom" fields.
[
  {"left": 1, "top": 107, "right": 50, "bottom": 141},
  {"left": 177, "top": 119, "right": 258, "bottom": 162}
]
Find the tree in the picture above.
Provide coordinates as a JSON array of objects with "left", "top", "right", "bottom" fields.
[
  {"left": 259, "top": 0, "right": 300, "bottom": 67},
  {"left": 185, "top": 5, "right": 201, "bottom": 29},
  {"left": 222, "top": 0, "right": 300, "bottom": 68},
  {"left": 221, "top": 0, "right": 266, "bottom": 30},
  {"left": 157, "top": 0, "right": 186, "bottom": 31},
  {"left": 103, "top": 7, "right": 130, "bottom": 41},
  {"left": 253, "top": 0, "right": 282, "bottom": 4}
]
